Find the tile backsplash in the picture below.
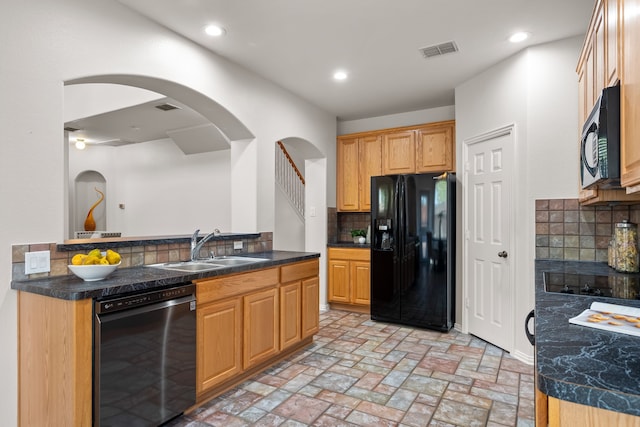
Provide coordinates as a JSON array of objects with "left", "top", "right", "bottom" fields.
[
  {"left": 327, "top": 210, "right": 371, "bottom": 243},
  {"left": 535, "top": 199, "right": 640, "bottom": 261},
  {"left": 11, "top": 232, "right": 273, "bottom": 281}
]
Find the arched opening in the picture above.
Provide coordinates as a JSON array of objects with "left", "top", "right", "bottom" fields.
[
  {"left": 274, "top": 137, "right": 324, "bottom": 251},
  {"left": 63, "top": 75, "right": 255, "bottom": 240}
]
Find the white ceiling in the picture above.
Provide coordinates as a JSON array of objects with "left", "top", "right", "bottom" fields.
[{"left": 118, "top": 0, "right": 594, "bottom": 121}]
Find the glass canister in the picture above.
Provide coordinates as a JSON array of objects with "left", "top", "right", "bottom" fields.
[{"left": 614, "top": 220, "right": 639, "bottom": 273}]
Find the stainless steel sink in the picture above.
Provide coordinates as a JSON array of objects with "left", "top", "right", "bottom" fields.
[
  {"left": 147, "top": 261, "right": 225, "bottom": 272},
  {"left": 203, "top": 256, "right": 269, "bottom": 266},
  {"left": 147, "top": 256, "right": 269, "bottom": 272}
]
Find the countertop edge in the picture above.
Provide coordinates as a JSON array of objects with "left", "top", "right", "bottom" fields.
[{"left": 11, "top": 251, "right": 319, "bottom": 301}]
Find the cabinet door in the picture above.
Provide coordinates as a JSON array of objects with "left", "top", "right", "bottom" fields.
[
  {"left": 383, "top": 130, "right": 415, "bottom": 174},
  {"left": 351, "top": 261, "right": 371, "bottom": 305},
  {"left": 243, "top": 288, "right": 279, "bottom": 369},
  {"left": 359, "top": 135, "right": 382, "bottom": 212},
  {"left": 301, "top": 276, "right": 320, "bottom": 338},
  {"left": 197, "top": 298, "right": 242, "bottom": 394},
  {"left": 416, "top": 123, "right": 455, "bottom": 173},
  {"left": 328, "top": 259, "right": 350, "bottom": 303},
  {"left": 621, "top": 0, "right": 640, "bottom": 190},
  {"left": 606, "top": 0, "right": 619, "bottom": 85},
  {"left": 337, "top": 137, "right": 360, "bottom": 211},
  {"left": 280, "top": 282, "right": 301, "bottom": 350},
  {"left": 594, "top": 2, "right": 606, "bottom": 97}
]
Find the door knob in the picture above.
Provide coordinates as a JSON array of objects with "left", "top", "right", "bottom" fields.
[{"left": 498, "top": 251, "right": 508, "bottom": 258}]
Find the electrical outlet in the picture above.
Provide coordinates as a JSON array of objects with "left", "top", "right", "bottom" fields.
[
  {"left": 25, "top": 250, "right": 50, "bottom": 274},
  {"left": 233, "top": 241, "right": 243, "bottom": 250}
]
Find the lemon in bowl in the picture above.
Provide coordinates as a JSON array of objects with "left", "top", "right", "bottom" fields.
[{"left": 68, "top": 249, "right": 121, "bottom": 281}]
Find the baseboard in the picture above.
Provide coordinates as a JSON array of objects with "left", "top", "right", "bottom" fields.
[
  {"left": 320, "top": 303, "right": 330, "bottom": 313},
  {"left": 512, "top": 349, "right": 534, "bottom": 365}
]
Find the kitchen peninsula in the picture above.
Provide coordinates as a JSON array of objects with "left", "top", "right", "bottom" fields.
[
  {"left": 535, "top": 259, "right": 640, "bottom": 426},
  {"left": 11, "top": 234, "right": 320, "bottom": 427}
]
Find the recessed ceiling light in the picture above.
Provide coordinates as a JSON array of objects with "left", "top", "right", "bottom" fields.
[
  {"left": 75, "top": 138, "right": 86, "bottom": 150},
  {"left": 205, "top": 25, "right": 226, "bottom": 37},
  {"left": 333, "top": 71, "right": 348, "bottom": 81},
  {"left": 509, "top": 32, "right": 530, "bottom": 43}
]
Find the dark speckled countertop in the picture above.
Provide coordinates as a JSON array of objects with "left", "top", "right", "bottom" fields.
[
  {"left": 327, "top": 242, "right": 370, "bottom": 249},
  {"left": 535, "top": 259, "right": 640, "bottom": 417},
  {"left": 11, "top": 251, "right": 319, "bottom": 301}
]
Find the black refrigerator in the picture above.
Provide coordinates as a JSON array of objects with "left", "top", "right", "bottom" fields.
[{"left": 370, "top": 172, "right": 455, "bottom": 331}]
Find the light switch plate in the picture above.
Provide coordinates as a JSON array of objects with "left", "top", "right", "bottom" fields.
[
  {"left": 25, "top": 250, "right": 50, "bottom": 274},
  {"left": 233, "top": 241, "right": 243, "bottom": 250}
]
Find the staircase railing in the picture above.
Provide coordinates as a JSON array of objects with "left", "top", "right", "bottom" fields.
[{"left": 276, "top": 141, "right": 305, "bottom": 218}]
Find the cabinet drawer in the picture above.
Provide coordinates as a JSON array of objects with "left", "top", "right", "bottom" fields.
[
  {"left": 280, "top": 259, "right": 319, "bottom": 283},
  {"left": 195, "top": 268, "right": 279, "bottom": 304},
  {"left": 328, "top": 248, "right": 370, "bottom": 261}
]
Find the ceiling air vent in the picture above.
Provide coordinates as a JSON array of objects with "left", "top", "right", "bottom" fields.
[
  {"left": 419, "top": 41, "right": 459, "bottom": 59},
  {"left": 64, "top": 126, "right": 81, "bottom": 132},
  {"left": 154, "top": 103, "right": 181, "bottom": 111}
]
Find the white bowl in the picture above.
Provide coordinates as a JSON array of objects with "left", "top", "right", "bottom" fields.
[{"left": 68, "top": 263, "right": 120, "bottom": 281}]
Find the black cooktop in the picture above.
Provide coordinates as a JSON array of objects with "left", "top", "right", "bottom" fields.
[{"left": 543, "top": 271, "right": 640, "bottom": 300}]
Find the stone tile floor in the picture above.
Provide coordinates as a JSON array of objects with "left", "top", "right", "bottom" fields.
[{"left": 168, "top": 310, "right": 535, "bottom": 427}]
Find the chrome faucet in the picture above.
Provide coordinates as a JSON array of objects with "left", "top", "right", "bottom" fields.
[{"left": 190, "top": 229, "right": 218, "bottom": 261}]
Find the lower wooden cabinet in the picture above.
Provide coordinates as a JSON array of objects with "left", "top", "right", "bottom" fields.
[
  {"left": 195, "top": 259, "right": 319, "bottom": 401},
  {"left": 537, "top": 389, "right": 640, "bottom": 426},
  {"left": 197, "top": 298, "right": 242, "bottom": 394},
  {"left": 328, "top": 247, "right": 370, "bottom": 312},
  {"left": 244, "top": 287, "right": 279, "bottom": 369}
]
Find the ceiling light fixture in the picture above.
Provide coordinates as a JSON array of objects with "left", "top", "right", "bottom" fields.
[
  {"left": 509, "top": 32, "right": 530, "bottom": 43},
  {"left": 333, "top": 71, "right": 348, "bottom": 81},
  {"left": 205, "top": 24, "right": 226, "bottom": 37},
  {"left": 75, "top": 138, "right": 86, "bottom": 150}
]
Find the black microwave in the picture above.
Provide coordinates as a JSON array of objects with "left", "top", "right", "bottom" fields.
[{"left": 580, "top": 85, "right": 620, "bottom": 189}]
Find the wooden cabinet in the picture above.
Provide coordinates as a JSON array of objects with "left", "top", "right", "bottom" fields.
[
  {"left": 301, "top": 276, "right": 320, "bottom": 338},
  {"left": 359, "top": 135, "right": 383, "bottom": 211},
  {"left": 337, "top": 121, "right": 455, "bottom": 212},
  {"left": 577, "top": 0, "right": 640, "bottom": 204},
  {"left": 383, "top": 130, "right": 415, "bottom": 174},
  {"left": 328, "top": 247, "right": 370, "bottom": 312},
  {"left": 280, "top": 282, "right": 301, "bottom": 350},
  {"left": 195, "top": 259, "right": 319, "bottom": 401},
  {"left": 281, "top": 259, "right": 320, "bottom": 342},
  {"left": 197, "top": 298, "right": 242, "bottom": 394},
  {"left": 621, "top": 0, "right": 640, "bottom": 191},
  {"left": 244, "top": 287, "right": 279, "bottom": 369},
  {"left": 18, "top": 292, "right": 93, "bottom": 427},
  {"left": 536, "top": 390, "right": 640, "bottom": 426},
  {"left": 337, "top": 134, "right": 381, "bottom": 211},
  {"left": 416, "top": 123, "right": 455, "bottom": 173}
]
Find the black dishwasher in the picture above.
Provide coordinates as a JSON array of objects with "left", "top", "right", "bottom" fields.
[{"left": 94, "top": 283, "right": 196, "bottom": 427}]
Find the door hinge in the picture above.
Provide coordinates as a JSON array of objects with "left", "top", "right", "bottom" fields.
[{"left": 465, "top": 297, "right": 469, "bottom": 309}]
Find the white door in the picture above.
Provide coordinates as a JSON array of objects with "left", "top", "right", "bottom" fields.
[{"left": 464, "top": 126, "right": 514, "bottom": 352}]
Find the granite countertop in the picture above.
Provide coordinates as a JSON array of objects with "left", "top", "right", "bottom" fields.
[
  {"left": 327, "top": 242, "right": 370, "bottom": 248},
  {"left": 11, "top": 250, "right": 319, "bottom": 301},
  {"left": 535, "top": 259, "right": 640, "bottom": 417}
]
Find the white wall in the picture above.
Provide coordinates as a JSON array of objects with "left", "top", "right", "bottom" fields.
[
  {"left": 0, "top": 1, "right": 335, "bottom": 424},
  {"left": 455, "top": 36, "right": 582, "bottom": 362},
  {"left": 337, "top": 105, "right": 455, "bottom": 135}
]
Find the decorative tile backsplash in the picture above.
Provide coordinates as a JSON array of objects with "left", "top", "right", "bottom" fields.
[
  {"left": 327, "top": 210, "right": 371, "bottom": 243},
  {"left": 535, "top": 199, "right": 640, "bottom": 262},
  {"left": 11, "top": 232, "right": 273, "bottom": 281}
]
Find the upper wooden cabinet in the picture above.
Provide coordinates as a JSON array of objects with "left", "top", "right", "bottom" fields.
[
  {"left": 576, "top": 0, "right": 640, "bottom": 204},
  {"left": 621, "top": 0, "right": 640, "bottom": 190},
  {"left": 383, "top": 130, "right": 416, "bottom": 174},
  {"left": 337, "top": 120, "right": 455, "bottom": 212},
  {"left": 416, "top": 123, "right": 455, "bottom": 173}
]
